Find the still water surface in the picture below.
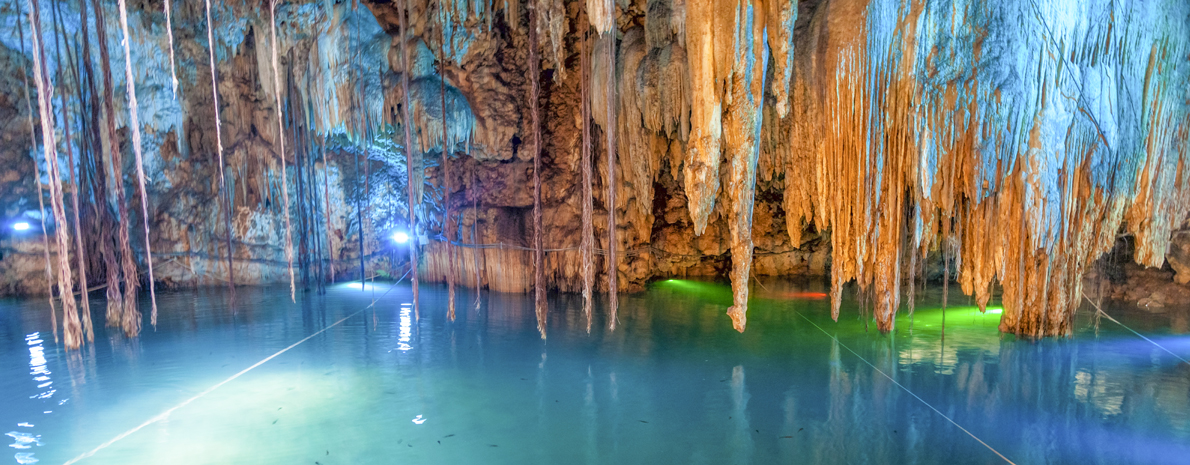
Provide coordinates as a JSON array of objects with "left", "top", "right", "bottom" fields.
[{"left": 1, "top": 280, "right": 1188, "bottom": 464}]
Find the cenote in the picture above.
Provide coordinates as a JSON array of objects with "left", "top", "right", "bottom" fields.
[
  {"left": 2, "top": 0, "right": 1189, "bottom": 463},
  {"left": 2, "top": 281, "right": 1190, "bottom": 464}
]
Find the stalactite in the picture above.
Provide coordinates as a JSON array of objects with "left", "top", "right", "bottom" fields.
[
  {"left": 533, "top": 0, "right": 566, "bottom": 80},
  {"left": 439, "top": 0, "right": 457, "bottom": 321},
  {"left": 349, "top": 5, "right": 366, "bottom": 290},
  {"left": 399, "top": 0, "right": 420, "bottom": 317},
  {"left": 764, "top": 0, "right": 795, "bottom": 118},
  {"left": 29, "top": 0, "right": 83, "bottom": 349},
  {"left": 603, "top": 0, "right": 618, "bottom": 330},
  {"left": 77, "top": 0, "right": 121, "bottom": 329},
  {"left": 528, "top": 3, "right": 545, "bottom": 338},
  {"left": 586, "top": 0, "right": 612, "bottom": 34},
  {"left": 722, "top": 0, "right": 768, "bottom": 333},
  {"left": 681, "top": 0, "right": 729, "bottom": 235},
  {"left": 163, "top": 0, "right": 178, "bottom": 99},
  {"left": 270, "top": 0, "right": 297, "bottom": 303},
  {"left": 472, "top": 171, "right": 481, "bottom": 310},
  {"left": 15, "top": 0, "right": 58, "bottom": 343},
  {"left": 52, "top": 0, "right": 93, "bottom": 343},
  {"left": 579, "top": 15, "right": 595, "bottom": 333},
  {"left": 15, "top": 0, "right": 58, "bottom": 342},
  {"left": 115, "top": 0, "right": 158, "bottom": 325},
  {"left": 321, "top": 136, "right": 336, "bottom": 284},
  {"left": 204, "top": 0, "right": 235, "bottom": 293}
]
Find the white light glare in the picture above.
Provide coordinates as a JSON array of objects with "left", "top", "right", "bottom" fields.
[
  {"left": 12, "top": 222, "right": 30, "bottom": 231},
  {"left": 392, "top": 231, "right": 409, "bottom": 243}
]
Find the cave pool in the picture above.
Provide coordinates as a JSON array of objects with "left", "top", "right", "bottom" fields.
[{"left": 2, "top": 280, "right": 1189, "bottom": 464}]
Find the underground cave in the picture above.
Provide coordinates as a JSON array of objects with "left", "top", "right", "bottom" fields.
[{"left": 0, "top": 0, "right": 1189, "bottom": 462}]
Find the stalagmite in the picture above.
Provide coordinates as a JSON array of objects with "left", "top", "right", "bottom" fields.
[
  {"left": 204, "top": 0, "right": 236, "bottom": 292},
  {"left": 29, "top": 0, "right": 83, "bottom": 349},
  {"left": 270, "top": 0, "right": 297, "bottom": 303},
  {"left": 51, "top": 0, "right": 93, "bottom": 342},
  {"left": 579, "top": 17, "right": 595, "bottom": 332},
  {"left": 116, "top": 0, "right": 159, "bottom": 324},
  {"left": 439, "top": 0, "right": 457, "bottom": 321},
  {"left": 399, "top": 0, "right": 420, "bottom": 317},
  {"left": 529, "top": 3, "right": 545, "bottom": 337},
  {"left": 14, "top": 0, "right": 58, "bottom": 343}
]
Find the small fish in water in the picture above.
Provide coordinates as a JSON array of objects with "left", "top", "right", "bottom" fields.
[
  {"left": 489, "top": 444, "right": 498, "bottom": 447},
  {"left": 438, "top": 441, "right": 441, "bottom": 444},
  {"left": 638, "top": 420, "right": 648, "bottom": 423},
  {"left": 798, "top": 428, "right": 804, "bottom": 432},
  {"left": 443, "top": 434, "right": 455, "bottom": 438},
  {"left": 272, "top": 420, "right": 278, "bottom": 425},
  {"left": 780, "top": 436, "right": 793, "bottom": 439}
]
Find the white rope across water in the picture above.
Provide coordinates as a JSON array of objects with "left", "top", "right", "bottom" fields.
[
  {"left": 793, "top": 310, "right": 1018, "bottom": 465},
  {"left": 1081, "top": 292, "right": 1190, "bottom": 367},
  {"left": 61, "top": 271, "right": 410, "bottom": 465}
]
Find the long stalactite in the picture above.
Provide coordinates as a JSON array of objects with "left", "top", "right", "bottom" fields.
[
  {"left": 51, "top": 0, "right": 93, "bottom": 342},
  {"left": 204, "top": 0, "right": 236, "bottom": 293},
  {"left": 79, "top": 0, "right": 123, "bottom": 332},
  {"left": 115, "top": 0, "right": 159, "bottom": 325},
  {"left": 579, "top": 12, "right": 594, "bottom": 333},
  {"left": 14, "top": 0, "right": 58, "bottom": 343},
  {"left": 398, "top": 0, "right": 420, "bottom": 317},
  {"left": 439, "top": 0, "right": 457, "bottom": 321},
  {"left": 529, "top": 2, "right": 545, "bottom": 337},
  {"left": 28, "top": 0, "right": 83, "bottom": 349},
  {"left": 269, "top": 0, "right": 297, "bottom": 303},
  {"left": 597, "top": 0, "right": 618, "bottom": 330},
  {"left": 163, "top": 0, "right": 177, "bottom": 99}
]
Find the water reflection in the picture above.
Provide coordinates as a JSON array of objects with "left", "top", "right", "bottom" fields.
[{"left": 9, "top": 332, "right": 50, "bottom": 464}]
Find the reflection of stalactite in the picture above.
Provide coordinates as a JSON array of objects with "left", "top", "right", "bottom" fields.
[
  {"left": 14, "top": 0, "right": 58, "bottom": 343},
  {"left": 270, "top": 0, "right": 296, "bottom": 303},
  {"left": 51, "top": 0, "right": 93, "bottom": 343},
  {"left": 29, "top": 0, "right": 82, "bottom": 349},
  {"left": 116, "top": 0, "right": 159, "bottom": 324},
  {"left": 529, "top": 3, "right": 546, "bottom": 338}
]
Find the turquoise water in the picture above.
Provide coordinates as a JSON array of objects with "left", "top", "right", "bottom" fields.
[{"left": 1, "top": 279, "right": 1189, "bottom": 464}]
